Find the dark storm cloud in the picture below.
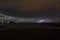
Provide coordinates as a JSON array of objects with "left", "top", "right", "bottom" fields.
[{"left": 0, "top": 0, "right": 60, "bottom": 18}]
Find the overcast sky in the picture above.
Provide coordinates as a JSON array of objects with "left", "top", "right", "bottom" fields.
[{"left": 0, "top": 0, "right": 60, "bottom": 18}]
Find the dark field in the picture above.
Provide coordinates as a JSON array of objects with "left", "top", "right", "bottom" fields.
[{"left": 0, "top": 23, "right": 60, "bottom": 40}]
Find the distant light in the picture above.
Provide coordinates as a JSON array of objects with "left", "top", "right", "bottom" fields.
[{"left": 37, "top": 19, "right": 52, "bottom": 23}]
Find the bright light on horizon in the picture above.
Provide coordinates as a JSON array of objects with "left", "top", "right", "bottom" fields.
[{"left": 37, "top": 19, "right": 52, "bottom": 23}]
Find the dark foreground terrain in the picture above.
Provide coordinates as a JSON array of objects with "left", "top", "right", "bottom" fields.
[{"left": 0, "top": 23, "right": 60, "bottom": 40}]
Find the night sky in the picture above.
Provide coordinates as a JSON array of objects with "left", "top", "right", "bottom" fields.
[{"left": 0, "top": 0, "right": 60, "bottom": 18}]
